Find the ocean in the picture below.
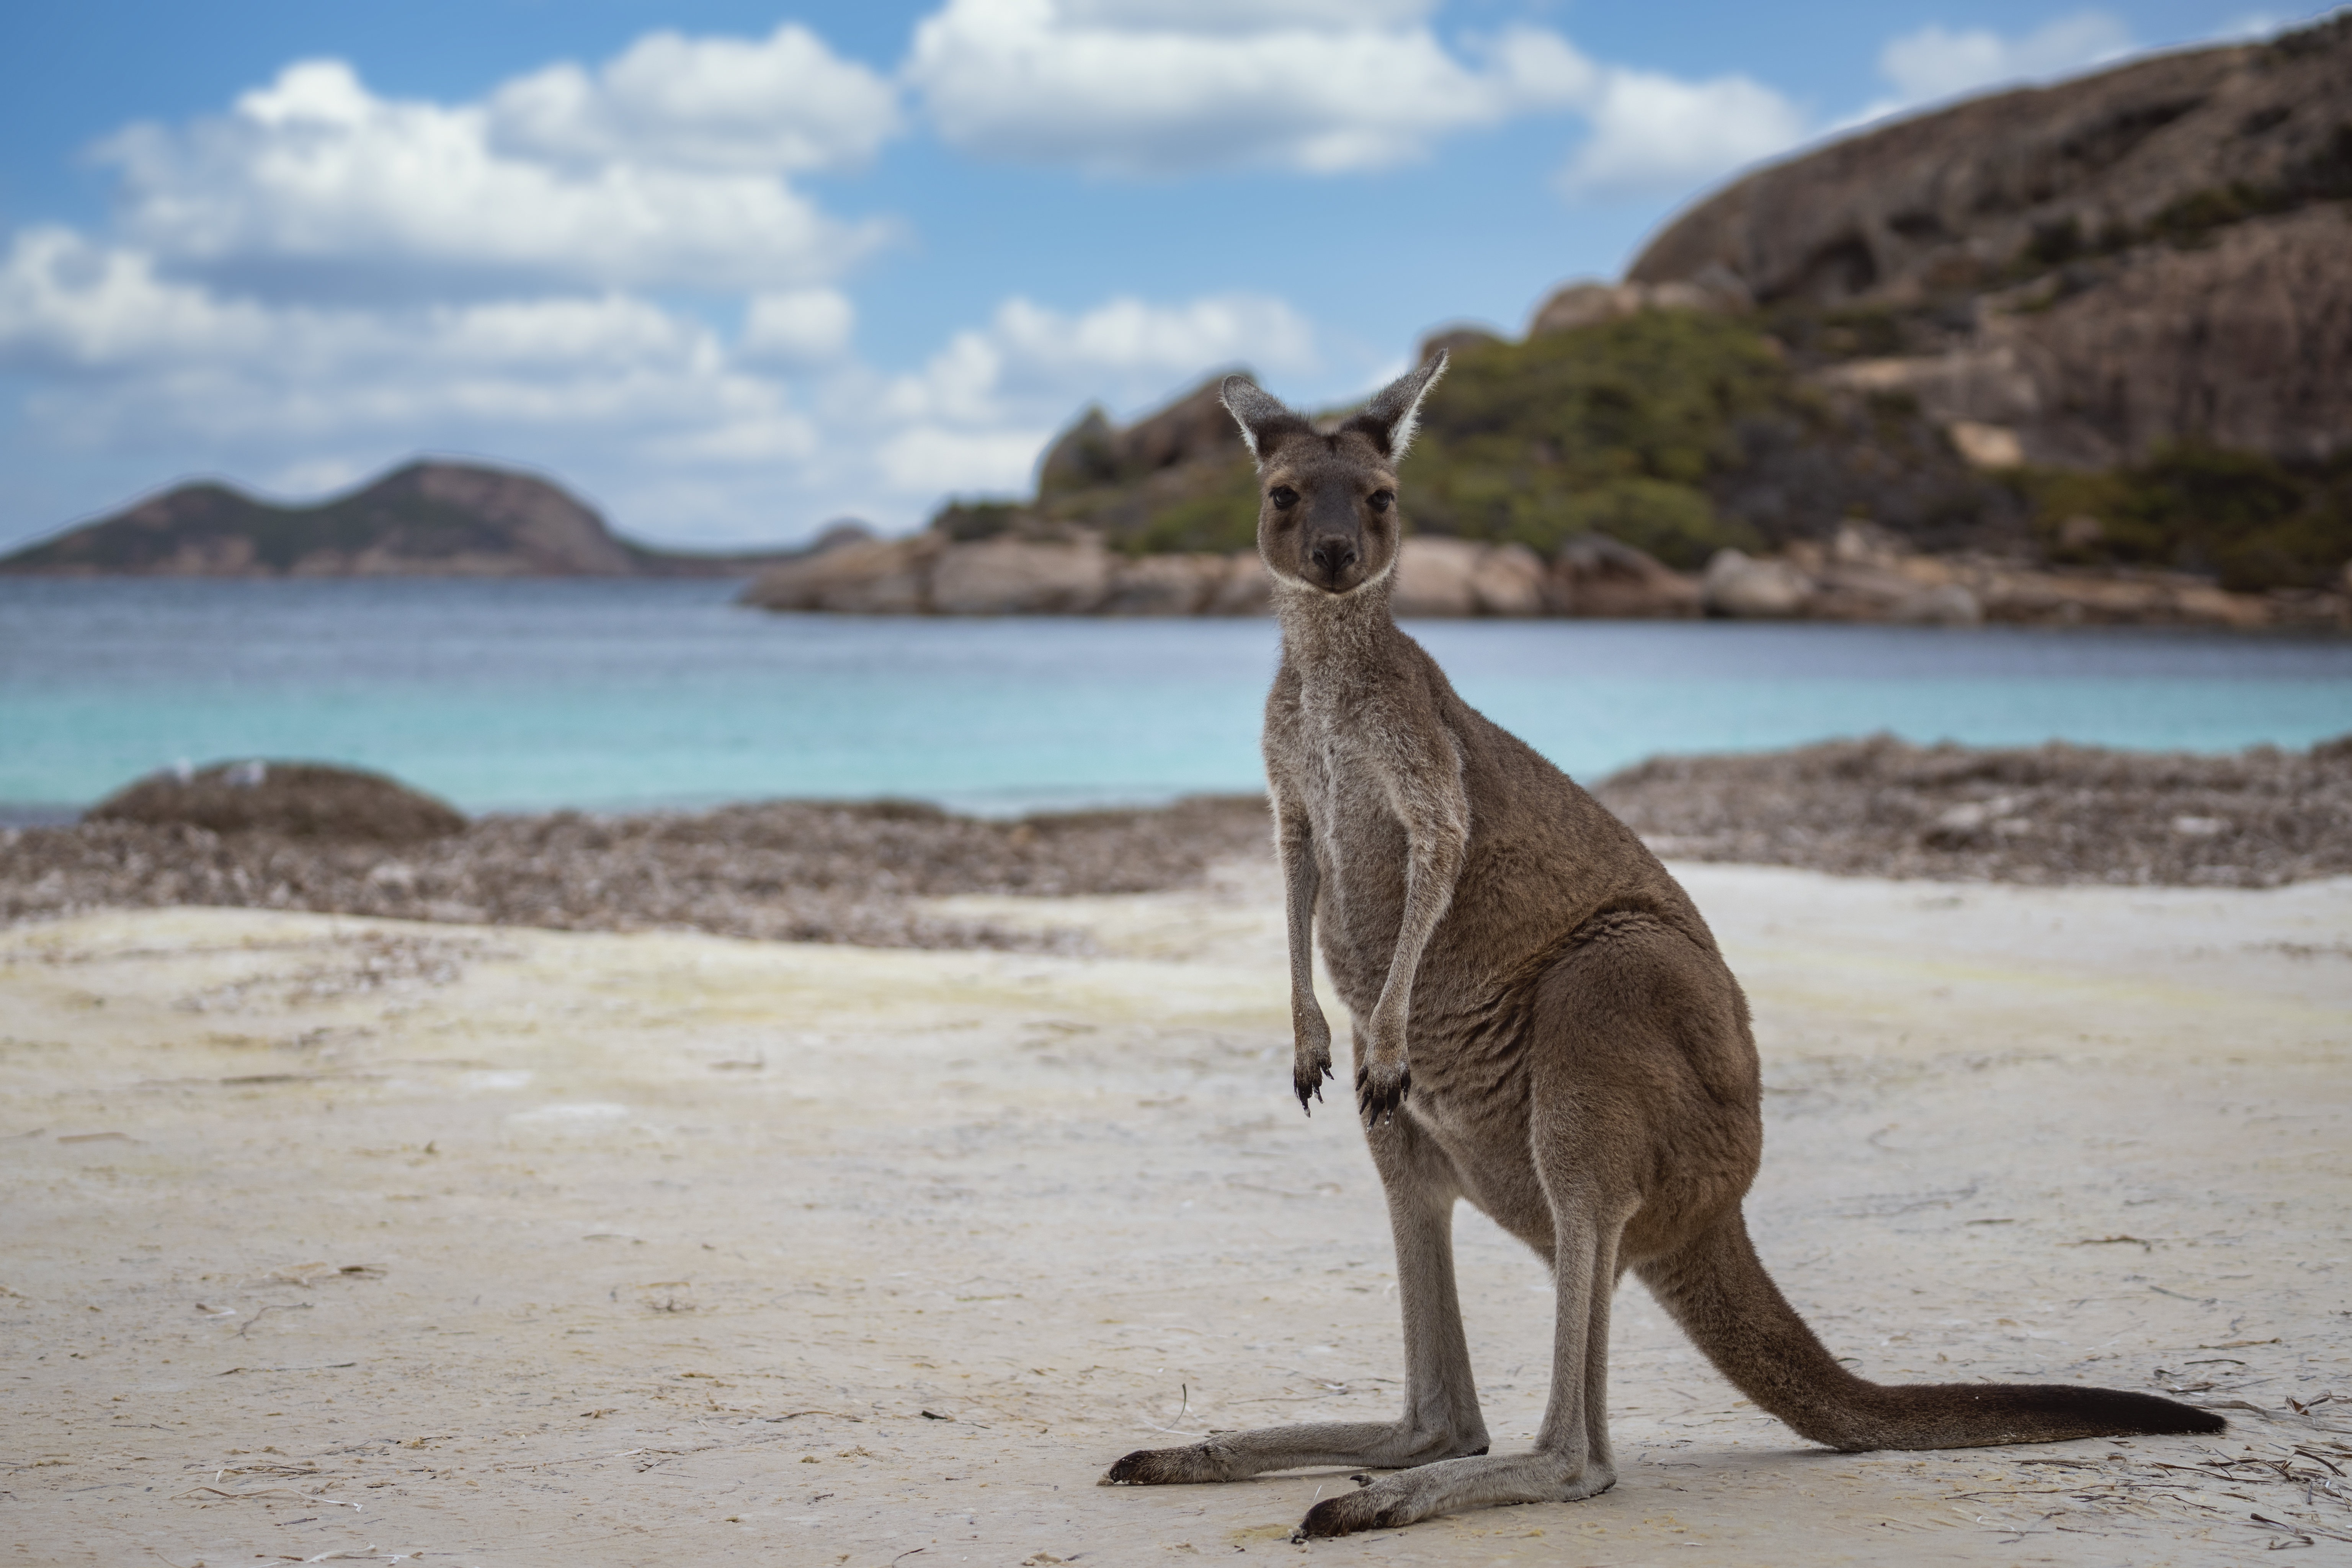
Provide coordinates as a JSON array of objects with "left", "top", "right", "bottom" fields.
[{"left": 3, "top": 578, "right": 2349, "bottom": 819}]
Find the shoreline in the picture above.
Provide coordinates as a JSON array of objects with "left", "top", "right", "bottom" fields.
[{"left": 6, "top": 735, "right": 2347, "bottom": 946}]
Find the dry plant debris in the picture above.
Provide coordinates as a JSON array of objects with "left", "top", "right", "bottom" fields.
[
  {"left": 0, "top": 793, "right": 1272, "bottom": 950},
  {"left": 1596, "top": 733, "right": 2352, "bottom": 889}
]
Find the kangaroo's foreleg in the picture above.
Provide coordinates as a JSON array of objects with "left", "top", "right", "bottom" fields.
[
  {"left": 1299, "top": 1191, "right": 1623, "bottom": 1538},
  {"left": 1274, "top": 788, "right": 1332, "bottom": 1113},
  {"left": 1356, "top": 767, "right": 1467, "bottom": 1123},
  {"left": 1101, "top": 1120, "right": 1489, "bottom": 1487}
]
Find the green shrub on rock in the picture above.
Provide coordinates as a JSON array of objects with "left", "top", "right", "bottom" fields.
[{"left": 1401, "top": 314, "right": 1788, "bottom": 567}]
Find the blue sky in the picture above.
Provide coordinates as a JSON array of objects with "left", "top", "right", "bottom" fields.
[{"left": 0, "top": 0, "right": 2323, "bottom": 552}]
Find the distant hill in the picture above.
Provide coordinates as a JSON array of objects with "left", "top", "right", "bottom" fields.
[{"left": 0, "top": 461, "right": 802, "bottom": 578}]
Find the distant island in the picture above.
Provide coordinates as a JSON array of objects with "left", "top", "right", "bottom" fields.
[
  {"left": 750, "top": 14, "right": 2351, "bottom": 630},
  {"left": 0, "top": 460, "right": 806, "bottom": 579}
]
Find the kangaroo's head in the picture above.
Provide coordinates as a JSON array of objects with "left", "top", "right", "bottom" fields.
[{"left": 1220, "top": 354, "right": 1447, "bottom": 597}]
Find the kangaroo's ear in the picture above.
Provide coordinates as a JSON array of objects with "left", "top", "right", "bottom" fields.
[
  {"left": 1341, "top": 351, "right": 1447, "bottom": 462},
  {"left": 1221, "top": 375, "right": 1313, "bottom": 466}
]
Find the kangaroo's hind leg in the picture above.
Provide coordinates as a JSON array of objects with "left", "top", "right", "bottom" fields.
[
  {"left": 1295, "top": 1175, "right": 1628, "bottom": 1537},
  {"left": 1102, "top": 1109, "right": 1490, "bottom": 1485},
  {"left": 1294, "top": 918, "right": 1736, "bottom": 1536}
]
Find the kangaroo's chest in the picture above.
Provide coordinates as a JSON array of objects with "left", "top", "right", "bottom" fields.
[{"left": 1285, "top": 689, "right": 1418, "bottom": 1010}]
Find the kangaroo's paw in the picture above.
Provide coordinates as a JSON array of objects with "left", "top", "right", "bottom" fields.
[
  {"left": 1294, "top": 1050, "right": 1334, "bottom": 1115},
  {"left": 1101, "top": 1443, "right": 1230, "bottom": 1486},
  {"left": 1355, "top": 1058, "right": 1411, "bottom": 1125}
]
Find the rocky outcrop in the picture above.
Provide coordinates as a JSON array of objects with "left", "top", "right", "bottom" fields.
[
  {"left": 1527, "top": 273, "right": 1752, "bottom": 335},
  {"left": 743, "top": 516, "right": 2343, "bottom": 628},
  {"left": 748, "top": 532, "right": 1609, "bottom": 619},
  {"left": 1628, "top": 14, "right": 2352, "bottom": 467},
  {"left": 931, "top": 537, "right": 1114, "bottom": 615},
  {"left": 741, "top": 530, "right": 1273, "bottom": 617},
  {"left": 88, "top": 761, "right": 466, "bottom": 845},
  {"left": 1390, "top": 537, "right": 1548, "bottom": 617},
  {"left": 1701, "top": 550, "right": 1813, "bottom": 619},
  {"left": 741, "top": 533, "right": 942, "bottom": 613},
  {"left": 1550, "top": 534, "right": 1703, "bottom": 618},
  {"left": 1, "top": 461, "right": 799, "bottom": 578},
  {"left": 1037, "top": 375, "right": 1249, "bottom": 493},
  {"left": 1098, "top": 553, "right": 1230, "bottom": 616},
  {"left": 1679, "top": 521, "right": 2345, "bottom": 628}
]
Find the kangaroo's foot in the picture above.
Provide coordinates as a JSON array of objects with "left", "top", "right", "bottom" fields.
[
  {"left": 1102, "top": 1418, "right": 1486, "bottom": 1487},
  {"left": 1294, "top": 1450, "right": 1615, "bottom": 1539}
]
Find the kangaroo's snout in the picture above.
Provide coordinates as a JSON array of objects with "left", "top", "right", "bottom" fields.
[{"left": 1308, "top": 534, "right": 1359, "bottom": 584}]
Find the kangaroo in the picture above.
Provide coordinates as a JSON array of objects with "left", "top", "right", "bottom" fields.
[{"left": 1101, "top": 354, "right": 2223, "bottom": 1539}]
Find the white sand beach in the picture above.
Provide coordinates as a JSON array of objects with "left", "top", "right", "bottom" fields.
[{"left": 4, "top": 861, "right": 2348, "bottom": 1566}]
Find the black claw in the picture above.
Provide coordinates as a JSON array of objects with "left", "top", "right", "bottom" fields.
[
  {"left": 1295, "top": 1059, "right": 1335, "bottom": 1117},
  {"left": 1352, "top": 1061, "right": 1412, "bottom": 1126}
]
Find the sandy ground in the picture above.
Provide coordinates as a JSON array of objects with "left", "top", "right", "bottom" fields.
[{"left": 3, "top": 861, "right": 2349, "bottom": 1568}]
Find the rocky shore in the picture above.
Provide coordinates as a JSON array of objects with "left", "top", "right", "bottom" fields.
[
  {"left": 743, "top": 518, "right": 2350, "bottom": 629},
  {"left": 7, "top": 739, "right": 2345, "bottom": 949}
]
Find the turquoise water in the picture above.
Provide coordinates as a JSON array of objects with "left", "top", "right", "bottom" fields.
[{"left": 3, "top": 579, "right": 2349, "bottom": 816}]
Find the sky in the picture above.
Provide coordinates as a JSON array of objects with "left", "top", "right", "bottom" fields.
[{"left": 0, "top": 0, "right": 2327, "bottom": 552}]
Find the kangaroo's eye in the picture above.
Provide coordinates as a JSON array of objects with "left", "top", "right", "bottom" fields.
[
  {"left": 1269, "top": 485, "right": 1299, "bottom": 510},
  {"left": 1367, "top": 490, "right": 1394, "bottom": 513}
]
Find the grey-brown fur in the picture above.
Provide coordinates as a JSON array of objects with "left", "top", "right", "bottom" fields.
[{"left": 1102, "top": 355, "right": 2222, "bottom": 1538}]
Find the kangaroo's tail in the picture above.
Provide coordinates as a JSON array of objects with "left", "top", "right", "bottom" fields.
[{"left": 1635, "top": 1210, "right": 2224, "bottom": 1451}]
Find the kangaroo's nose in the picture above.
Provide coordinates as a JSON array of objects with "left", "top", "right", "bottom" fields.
[{"left": 1309, "top": 538, "right": 1359, "bottom": 579}]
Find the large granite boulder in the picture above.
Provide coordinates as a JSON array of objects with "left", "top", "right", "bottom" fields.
[
  {"left": 929, "top": 537, "right": 1112, "bottom": 614},
  {"left": 1468, "top": 543, "right": 1549, "bottom": 616},
  {"left": 1549, "top": 535, "right": 1702, "bottom": 618},
  {"left": 1527, "top": 273, "right": 1751, "bottom": 336},
  {"left": 1388, "top": 537, "right": 1553, "bottom": 617},
  {"left": 1628, "top": 15, "right": 2352, "bottom": 465},
  {"left": 1389, "top": 537, "right": 1483, "bottom": 617},
  {"left": 1205, "top": 555, "right": 1273, "bottom": 615},
  {"left": 1100, "top": 553, "right": 1228, "bottom": 615},
  {"left": 740, "top": 535, "right": 939, "bottom": 613},
  {"left": 1702, "top": 549, "right": 1814, "bottom": 618},
  {"left": 89, "top": 761, "right": 465, "bottom": 844}
]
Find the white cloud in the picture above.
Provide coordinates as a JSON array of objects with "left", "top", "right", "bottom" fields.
[
  {"left": 1059, "top": 0, "right": 1437, "bottom": 30},
  {"left": 0, "top": 227, "right": 273, "bottom": 368},
  {"left": 0, "top": 228, "right": 765, "bottom": 449},
  {"left": 99, "top": 57, "right": 885, "bottom": 294},
  {"left": 0, "top": 217, "right": 1316, "bottom": 533},
  {"left": 489, "top": 23, "right": 899, "bottom": 172},
  {"left": 904, "top": 0, "right": 1794, "bottom": 196},
  {"left": 875, "top": 425, "right": 1055, "bottom": 494},
  {"left": 1877, "top": 13, "right": 2133, "bottom": 107},
  {"left": 864, "top": 291, "right": 1319, "bottom": 497},
  {"left": 741, "top": 289, "right": 856, "bottom": 364},
  {"left": 905, "top": 0, "right": 1590, "bottom": 174},
  {"left": 886, "top": 292, "right": 1318, "bottom": 427},
  {"left": 1559, "top": 67, "right": 1807, "bottom": 195}
]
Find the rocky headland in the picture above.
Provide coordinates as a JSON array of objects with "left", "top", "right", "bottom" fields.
[
  {"left": 750, "top": 16, "right": 2351, "bottom": 629},
  {"left": 0, "top": 460, "right": 795, "bottom": 578}
]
